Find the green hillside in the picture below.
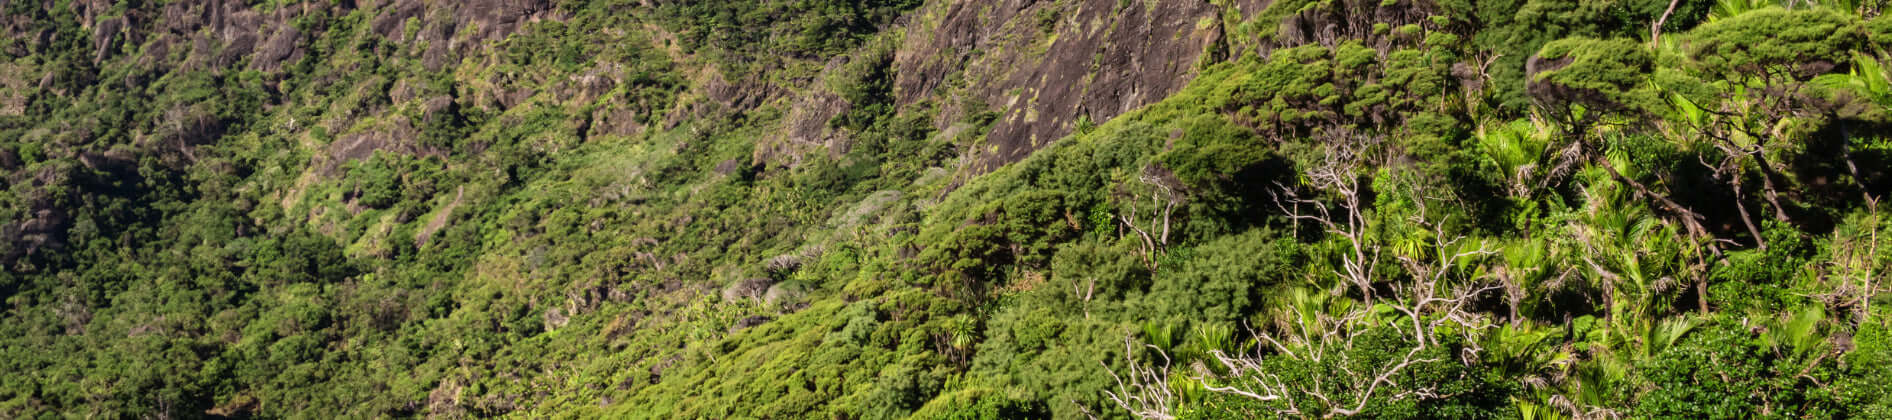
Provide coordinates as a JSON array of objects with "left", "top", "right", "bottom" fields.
[{"left": 3, "top": 0, "right": 1892, "bottom": 418}]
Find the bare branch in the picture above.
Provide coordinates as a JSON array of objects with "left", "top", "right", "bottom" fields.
[{"left": 1104, "top": 337, "right": 1179, "bottom": 420}]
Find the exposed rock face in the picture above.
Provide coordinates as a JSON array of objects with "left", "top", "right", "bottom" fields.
[
  {"left": 1, "top": 0, "right": 1240, "bottom": 269},
  {"left": 754, "top": 86, "right": 849, "bottom": 168},
  {"left": 371, "top": 0, "right": 559, "bottom": 71},
  {"left": 89, "top": 16, "right": 123, "bottom": 63},
  {"left": 722, "top": 277, "right": 776, "bottom": 303},
  {"left": 0, "top": 63, "right": 26, "bottom": 116},
  {"left": 750, "top": 55, "right": 857, "bottom": 168},
  {"left": 589, "top": 106, "right": 648, "bottom": 139},
  {"left": 11, "top": 0, "right": 560, "bottom": 81},
  {"left": 320, "top": 116, "right": 442, "bottom": 175},
  {"left": 2, "top": 167, "right": 74, "bottom": 267},
  {"left": 252, "top": 26, "right": 302, "bottom": 72},
  {"left": 702, "top": 69, "right": 787, "bottom": 114},
  {"left": 0, "top": 148, "right": 18, "bottom": 171},
  {"left": 757, "top": 0, "right": 1232, "bottom": 170},
  {"left": 414, "top": 185, "right": 465, "bottom": 247},
  {"left": 729, "top": 315, "right": 773, "bottom": 333},
  {"left": 897, "top": 0, "right": 1229, "bottom": 171}
]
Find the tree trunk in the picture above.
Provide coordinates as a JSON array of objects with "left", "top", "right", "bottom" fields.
[
  {"left": 1733, "top": 183, "right": 1768, "bottom": 249},
  {"left": 1600, "top": 157, "right": 1722, "bottom": 257},
  {"left": 1652, "top": 0, "right": 1681, "bottom": 45},
  {"left": 1751, "top": 151, "right": 1793, "bottom": 222},
  {"left": 1697, "top": 278, "right": 1710, "bottom": 313}
]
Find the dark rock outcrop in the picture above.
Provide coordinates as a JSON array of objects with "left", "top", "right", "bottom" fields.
[
  {"left": 721, "top": 277, "right": 775, "bottom": 303},
  {"left": 896, "top": 0, "right": 1229, "bottom": 171},
  {"left": 320, "top": 117, "right": 442, "bottom": 175}
]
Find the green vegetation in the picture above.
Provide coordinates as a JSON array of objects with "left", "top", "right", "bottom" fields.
[{"left": 3, "top": 0, "right": 1892, "bottom": 418}]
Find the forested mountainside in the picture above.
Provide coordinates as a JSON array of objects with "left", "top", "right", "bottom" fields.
[{"left": 5, "top": 0, "right": 1892, "bottom": 417}]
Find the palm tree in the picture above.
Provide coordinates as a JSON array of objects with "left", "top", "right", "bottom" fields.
[
  {"left": 1556, "top": 315, "right": 1699, "bottom": 419},
  {"left": 1483, "top": 322, "right": 1572, "bottom": 386},
  {"left": 1567, "top": 163, "right": 1663, "bottom": 321},
  {"left": 1562, "top": 353, "right": 1633, "bottom": 419},
  {"left": 1761, "top": 306, "right": 1833, "bottom": 375},
  {"left": 1476, "top": 118, "right": 1556, "bottom": 198},
  {"left": 1608, "top": 314, "right": 1703, "bottom": 369},
  {"left": 1482, "top": 323, "right": 1577, "bottom": 419},
  {"left": 1496, "top": 237, "right": 1564, "bottom": 324},
  {"left": 1515, "top": 389, "right": 1574, "bottom": 420}
]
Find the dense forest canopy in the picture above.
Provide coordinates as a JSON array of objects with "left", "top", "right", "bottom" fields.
[{"left": 3, "top": 0, "right": 1892, "bottom": 418}]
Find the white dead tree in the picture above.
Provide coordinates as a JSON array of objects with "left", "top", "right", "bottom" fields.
[
  {"left": 1106, "top": 137, "right": 1505, "bottom": 418},
  {"left": 1119, "top": 168, "right": 1182, "bottom": 269},
  {"left": 1073, "top": 275, "right": 1097, "bottom": 320},
  {"left": 1104, "top": 307, "right": 1450, "bottom": 418},
  {"left": 1389, "top": 215, "right": 1504, "bottom": 357},
  {"left": 1384, "top": 180, "right": 1504, "bottom": 354},
  {"left": 1824, "top": 196, "right": 1890, "bottom": 324},
  {"left": 1190, "top": 289, "right": 1474, "bottom": 418},
  {"left": 1275, "top": 130, "right": 1386, "bottom": 304},
  {"left": 1197, "top": 171, "right": 1500, "bottom": 417},
  {"left": 1103, "top": 336, "right": 1180, "bottom": 420}
]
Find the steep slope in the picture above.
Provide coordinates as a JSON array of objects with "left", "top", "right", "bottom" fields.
[
  {"left": 8, "top": 0, "right": 1892, "bottom": 418},
  {"left": 0, "top": 0, "right": 1241, "bottom": 417},
  {"left": 892, "top": 0, "right": 1230, "bottom": 170}
]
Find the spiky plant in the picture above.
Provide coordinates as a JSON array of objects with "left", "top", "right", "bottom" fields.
[
  {"left": 1482, "top": 323, "right": 1573, "bottom": 389},
  {"left": 1762, "top": 306, "right": 1833, "bottom": 370},
  {"left": 1497, "top": 237, "right": 1565, "bottom": 322},
  {"left": 1476, "top": 118, "right": 1555, "bottom": 198}
]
